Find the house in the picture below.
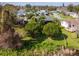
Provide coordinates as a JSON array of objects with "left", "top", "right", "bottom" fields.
[
  {"left": 17, "top": 9, "right": 26, "bottom": 17},
  {"left": 64, "top": 12, "right": 79, "bottom": 18},
  {"left": 17, "top": 9, "right": 27, "bottom": 25},
  {"left": 56, "top": 7, "right": 67, "bottom": 13},
  {"left": 44, "top": 15, "right": 53, "bottom": 24},
  {"left": 56, "top": 7, "right": 79, "bottom": 19},
  {"left": 49, "top": 11, "right": 62, "bottom": 20},
  {"left": 50, "top": 11, "right": 60, "bottom": 15},
  {"left": 61, "top": 19, "right": 79, "bottom": 32},
  {"left": 68, "top": 12, "right": 78, "bottom": 18},
  {"left": 70, "top": 12, "right": 78, "bottom": 18},
  {"left": 36, "top": 10, "right": 48, "bottom": 16}
]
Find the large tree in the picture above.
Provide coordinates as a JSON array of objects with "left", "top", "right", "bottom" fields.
[
  {"left": 0, "top": 4, "right": 22, "bottom": 48},
  {"left": 67, "top": 4, "right": 74, "bottom": 12},
  {"left": 42, "top": 20, "right": 62, "bottom": 38},
  {"left": 74, "top": 5, "right": 79, "bottom": 13},
  {"left": 25, "top": 16, "right": 45, "bottom": 37},
  {"left": 25, "top": 17, "right": 38, "bottom": 37}
]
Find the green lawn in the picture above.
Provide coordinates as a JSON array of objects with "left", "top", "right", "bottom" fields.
[
  {"left": 50, "top": 13, "right": 74, "bottom": 21},
  {"left": 59, "top": 13, "right": 74, "bottom": 20},
  {"left": 15, "top": 27, "right": 79, "bottom": 54},
  {"left": 62, "top": 29, "right": 79, "bottom": 48}
]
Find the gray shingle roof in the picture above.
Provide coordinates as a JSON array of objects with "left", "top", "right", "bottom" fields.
[
  {"left": 44, "top": 16, "right": 53, "bottom": 21},
  {"left": 17, "top": 9, "right": 26, "bottom": 16}
]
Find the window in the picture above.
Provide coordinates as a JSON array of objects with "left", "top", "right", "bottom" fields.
[
  {"left": 72, "top": 25, "right": 74, "bottom": 27},
  {"left": 69, "top": 24, "right": 71, "bottom": 27}
]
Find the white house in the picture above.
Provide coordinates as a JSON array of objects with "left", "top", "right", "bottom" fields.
[
  {"left": 36, "top": 10, "right": 48, "bottom": 16},
  {"left": 50, "top": 11, "right": 59, "bottom": 14},
  {"left": 65, "top": 12, "right": 79, "bottom": 18},
  {"left": 61, "top": 21, "right": 69, "bottom": 28},
  {"left": 69, "top": 12, "right": 78, "bottom": 18},
  {"left": 61, "top": 20, "right": 79, "bottom": 32}
]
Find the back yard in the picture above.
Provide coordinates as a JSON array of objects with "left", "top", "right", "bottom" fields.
[
  {"left": 0, "top": 27, "right": 78, "bottom": 56},
  {"left": 0, "top": 2, "right": 79, "bottom": 56}
]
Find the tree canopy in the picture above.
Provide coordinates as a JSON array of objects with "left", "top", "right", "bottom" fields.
[{"left": 42, "top": 20, "right": 62, "bottom": 38}]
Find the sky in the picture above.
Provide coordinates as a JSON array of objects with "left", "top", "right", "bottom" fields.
[{"left": 2, "top": 2, "right": 79, "bottom": 6}]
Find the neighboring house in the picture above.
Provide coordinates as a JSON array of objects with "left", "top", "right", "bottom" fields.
[
  {"left": 61, "top": 19, "right": 79, "bottom": 32},
  {"left": 50, "top": 11, "right": 62, "bottom": 20},
  {"left": 17, "top": 9, "right": 26, "bottom": 16},
  {"left": 44, "top": 16, "right": 53, "bottom": 24},
  {"left": 64, "top": 12, "right": 79, "bottom": 18},
  {"left": 53, "top": 13, "right": 62, "bottom": 20},
  {"left": 56, "top": 7, "right": 68, "bottom": 13},
  {"left": 69, "top": 12, "right": 78, "bottom": 18},
  {"left": 17, "top": 9, "right": 27, "bottom": 25},
  {"left": 27, "top": 11, "right": 35, "bottom": 15},
  {"left": 36, "top": 10, "right": 48, "bottom": 16},
  {"left": 50, "top": 11, "right": 60, "bottom": 15},
  {"left": 61, "top": 21, "right": 69, "bottom": 28},
  {"left": 56, "top": 7, "right": 79, "bottom": 18}
]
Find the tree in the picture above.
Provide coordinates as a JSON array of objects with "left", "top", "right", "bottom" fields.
[
  {"left": 42, "top": 21, "right": 62, "bottom": 38},
  {"left": 26, "top": 4, "right": 31, "bottom": 8},
  {"left": 53, "top": 19, "right": 62, "bottom": 37},
  {"left": 42, "top": 23, "right": 55, "bottom": 37},
  {"left": 3, "top": 4, "right": 17, "bottom": 13},
  {"left": 26, "top": 13, "right": 35, "bottom": 19},
  {"left": 0, "top": 7, "right": 22, "bottom": 48},
  {"left": 25, "top": 16, "right": 45, "bottom": 37},
  {"left": 25, "top": 17, "right": 38, "bottom": 37},
  {"left": 67, "top": 4, "right": 74, "bottom": 12},
  {"left": 0, "top": 3, "right": 3, "bottom": 33},
  {"left": 2, "top": 4, "right": 17, "bottom": 26},
  {"left": 25, "top": 4, "right": 32, "bottom": 12},
  {"left": 47, "top": 6, "right": 56, "bottom": 11},
  {"left": 74, "top": 5, "right": 79, "bottom": 13}
]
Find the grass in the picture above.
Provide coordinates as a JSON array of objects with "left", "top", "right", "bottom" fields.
[
  {"left": 0, "top": 26, "right": 79, "bottom": 56},
  {"left": 59, "top": 13, "right": 74, "bottom": 20},
  {"left": 62, "top": 29, "right": 79, "bottom": 48},
  {"left": 50, "top": 13, "right": 74, "bottom": 21}
]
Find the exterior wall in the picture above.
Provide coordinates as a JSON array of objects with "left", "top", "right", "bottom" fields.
[
  {"left": 61, "top": 21, "right": 69, "bottom": 28},
  {"left": 66, "top": 27, "right": 76, "bottom": 32},
  {"left": 69, "top": 13, "right": 78, "bottom": 18},
  {"left": 61, "top": 21, "right": 77, "bottom": 32}
]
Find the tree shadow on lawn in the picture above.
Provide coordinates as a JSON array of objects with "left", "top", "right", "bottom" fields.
[
  {"left": 19, "top": 33, "right": 68, "bottom": 50},
  {"left": 20, "top": 34, "right": 47, "bottom": 50},
  {"left": 15, "top": 33, "right": 68, "bottom": 52},
  {"left": 53, "top": 33, "right": 68, "bottom": 41}
]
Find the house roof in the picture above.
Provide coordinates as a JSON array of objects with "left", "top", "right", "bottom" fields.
[
  {"left": 17, "top": 9, "right": 26, "bottom": 16},
  {"left": 44, "top": 16, "right": 53, "bottom": 21},
  {"left": 57, "top": 7, "right": 67, "bottom": 12},
  {"left": 64, "top": 19, "right": 79, "bottom": 26},
  {"left": 36, "top": 10, "right": 48, "bottom": 14}
]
